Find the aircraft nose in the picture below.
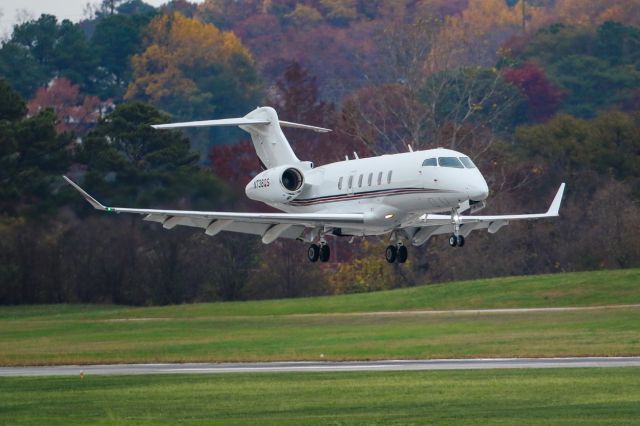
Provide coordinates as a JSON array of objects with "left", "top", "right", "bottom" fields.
[{"left": 467, "top": 178, "right": 489, "bottom": 201}]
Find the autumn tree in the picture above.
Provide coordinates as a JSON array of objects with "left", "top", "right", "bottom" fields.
[
  {"left": 552, "top": 0, "right": 640, "bottom": 27},
  {"left": 209, "top": 139, "right": 261, "bottom": 192},
  {"left": 28, "top": 77, "right": 111, "bottom": 136},
  {"left": 501, "top": 61, "right": 564, "bottom": 122},
  {"left": 126, "top": 12, "right": 261, "bottom": 122},
  {"left": 427, "top": 0, "right": 550, "bottom": 73},
  {"left": 343, "top": 67, "right": 523, "bottom": 157},
  {"left": 341, "top": 84, "right": 430, "bottom": 154}
]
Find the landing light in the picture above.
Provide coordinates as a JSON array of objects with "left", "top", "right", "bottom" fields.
[{"left": 384, "top": 214, "right": 394, "bottom": 219}]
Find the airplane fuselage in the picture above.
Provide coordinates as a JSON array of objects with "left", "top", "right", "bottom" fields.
[{"left": 246, "top": 148, "right": 489, "bottom": 236}]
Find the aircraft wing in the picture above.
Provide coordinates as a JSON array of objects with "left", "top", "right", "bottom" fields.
[
  {"left": 409, "top": 184, "right": 565, "bottom": 245},
  {"left": 63, "top": 176, "right": 363, "bottom": 243}
]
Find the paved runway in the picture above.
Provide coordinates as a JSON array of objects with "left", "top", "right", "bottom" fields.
[{"left": 1, "top": 357, "right": 639, "bottom": 377}]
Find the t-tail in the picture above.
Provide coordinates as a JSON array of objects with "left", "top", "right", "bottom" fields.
[{"left": 152, "top": 106, "right": 330, "bottom": 169}]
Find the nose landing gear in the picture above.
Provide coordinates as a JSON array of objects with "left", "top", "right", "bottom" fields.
[
  {"left": 448, "top": 234, "right": 465, "bottom": 247},
  {"left": 449, "top": 208, "right": 465, "bottom": 248}
]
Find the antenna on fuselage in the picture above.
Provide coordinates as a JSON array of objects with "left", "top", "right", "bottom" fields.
[
  {"left": 408, "top": 145, "right": 413, "bottom": 152},
  {"left": 353, "top": 152, "right": 359, "bottom": 159}
]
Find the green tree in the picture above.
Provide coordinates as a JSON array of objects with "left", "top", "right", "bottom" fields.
[
  {"left": 79, "top": 101, "right": 224, "bottom": 208},
  {"left": 90, "top": 10, "right": 157, "bottom": 99},
  {"left": 515, "top": 22, "right": 640, "bottom": 117},
  {"left": 0, "top": 80, "right": 71, "bottom": 216},
  {"left": 514, "top": 110, "right": 640, "bottom": 197},
  {"left": 0, "top": 15, "right": 96, "bottom": 98}
]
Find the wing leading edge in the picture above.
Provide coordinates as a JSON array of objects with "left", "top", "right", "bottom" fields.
[{"left": 62, "top": 176, "right": 363, "bottom": 243}]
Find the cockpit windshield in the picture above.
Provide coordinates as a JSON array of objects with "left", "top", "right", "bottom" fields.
[
  {"left": 438, "top": 157, "right": 464, "bottom": 168},
  {"left": 459, "top": 157, "right": 477, "bottom": 169},
  {"left": 422, "top": 158, "right": 437, "bottom": 166}
]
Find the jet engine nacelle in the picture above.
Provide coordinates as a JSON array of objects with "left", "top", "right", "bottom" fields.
[{"left": 245, "top": 165, "right": 306, "bottom": 204}]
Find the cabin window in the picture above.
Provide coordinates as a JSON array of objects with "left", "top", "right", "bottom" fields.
[
  {"left": 387, "top": 170, "right": 393, "bottom": 184},
  {"left": 338, "top": 176, "right": 343, "bottom": 190},
  {"left": 348, "top": 175, "right": 353, "bottom": 189},
  {"left": 459, "top": 157, "right": 477, "bottom": 169},
  {"left": 377, "top": 171, "right": 383, "bottom": 185},
  {"left": 438, "top": 157, "right": 464, "bottom": 168},
  {"left": 422, "top": 158, "right": 437, "bottom": 166},
  {"left": 358, "top": 174, "right": 363, "bottom": 188},
  {"left": 368, "top": 172, "right": 373, "bottom": 186}
]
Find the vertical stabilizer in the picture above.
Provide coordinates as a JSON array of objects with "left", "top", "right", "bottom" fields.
[{"left": 240, "top": 107, "right": 300, "bottom": 168}]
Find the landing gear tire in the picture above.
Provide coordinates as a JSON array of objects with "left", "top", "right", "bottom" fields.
[
  {"left": 397, "top": 245, "right": 408, "bottom": 263},
  {"left": 457, "top": 235, "right": 465, "bottom": 247},
  {"left": 449, "top": 235, "right": 458, "bottom": 247},
  {"left": 385, "top": 245, "right": 397, "bottom": 263},
  {"left": 319, "top": 244, "right": 331, "bottom": 262},
  {"left": 307, "top": 244, "right": 320, "bottom": 262}
]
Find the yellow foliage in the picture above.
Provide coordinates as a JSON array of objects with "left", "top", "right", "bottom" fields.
[
  {"left": 125, "top": 12, "right": 255, "bottom": 105},
  {"left": 286, "top": 4, "right": 323, "bottom": 28},
  {"left": 320, "top": 0, "right": 358, "bottom": 22},
  {"left": 426, "top": 0, "right": 550, "bottom": 73},
  {"left": 553, "top": 0, "right": 640, "bottom": 27}
]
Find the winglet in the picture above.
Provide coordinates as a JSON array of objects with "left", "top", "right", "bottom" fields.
[
  {"left": 62, "top": 176, "right": 108, "bottom": 211},
  {"left": 546, "top": 183, "right": 565, "bottom": 216}
]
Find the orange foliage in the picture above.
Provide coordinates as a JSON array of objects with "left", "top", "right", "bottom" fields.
[{"left": 28, "top": 78, "right": 112, "bottom": 136}]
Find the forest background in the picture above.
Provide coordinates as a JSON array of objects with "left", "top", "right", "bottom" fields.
[{"left": 1, "top": 0, "right": 639, "bottom": 305}]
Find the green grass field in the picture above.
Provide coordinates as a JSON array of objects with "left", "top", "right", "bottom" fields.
[
  {"left": 2, "top": 368, "right": 640, "bottom": 425},
  {"left": 1, "top": 269, "right": 639, "bottom": 365}
]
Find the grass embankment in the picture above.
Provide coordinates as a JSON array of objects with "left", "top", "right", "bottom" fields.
[
  {"left": 2, "top": 368, "right": 640, "bottom": 425},
  {"left": 0, "top": 269, "right": 639, "bottom": 365}
]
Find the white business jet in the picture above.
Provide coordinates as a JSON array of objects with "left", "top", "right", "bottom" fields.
[{"left": 64, "top": 106, "right": 564, "bottom": 263}]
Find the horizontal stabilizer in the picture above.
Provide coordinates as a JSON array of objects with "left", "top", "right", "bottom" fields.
[
  {"left": 279, "top": 121, "right": 331, "bottom": 133},
  {"left": 152, "top": 118, "right": 269, "bottom": 130},
  {"left": 152, "top": 118, "right": 331, "bottom": 133}
]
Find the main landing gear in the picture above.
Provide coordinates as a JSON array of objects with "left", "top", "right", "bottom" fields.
[
  {"left": 307, "top": 241, "right": 330, "bottom": 262},
  {"left": 385, "top": 243, "right": 407, "bottom": 264},
  {"left": 448, "top": 234, "right": 465, "bottom": 247}
]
